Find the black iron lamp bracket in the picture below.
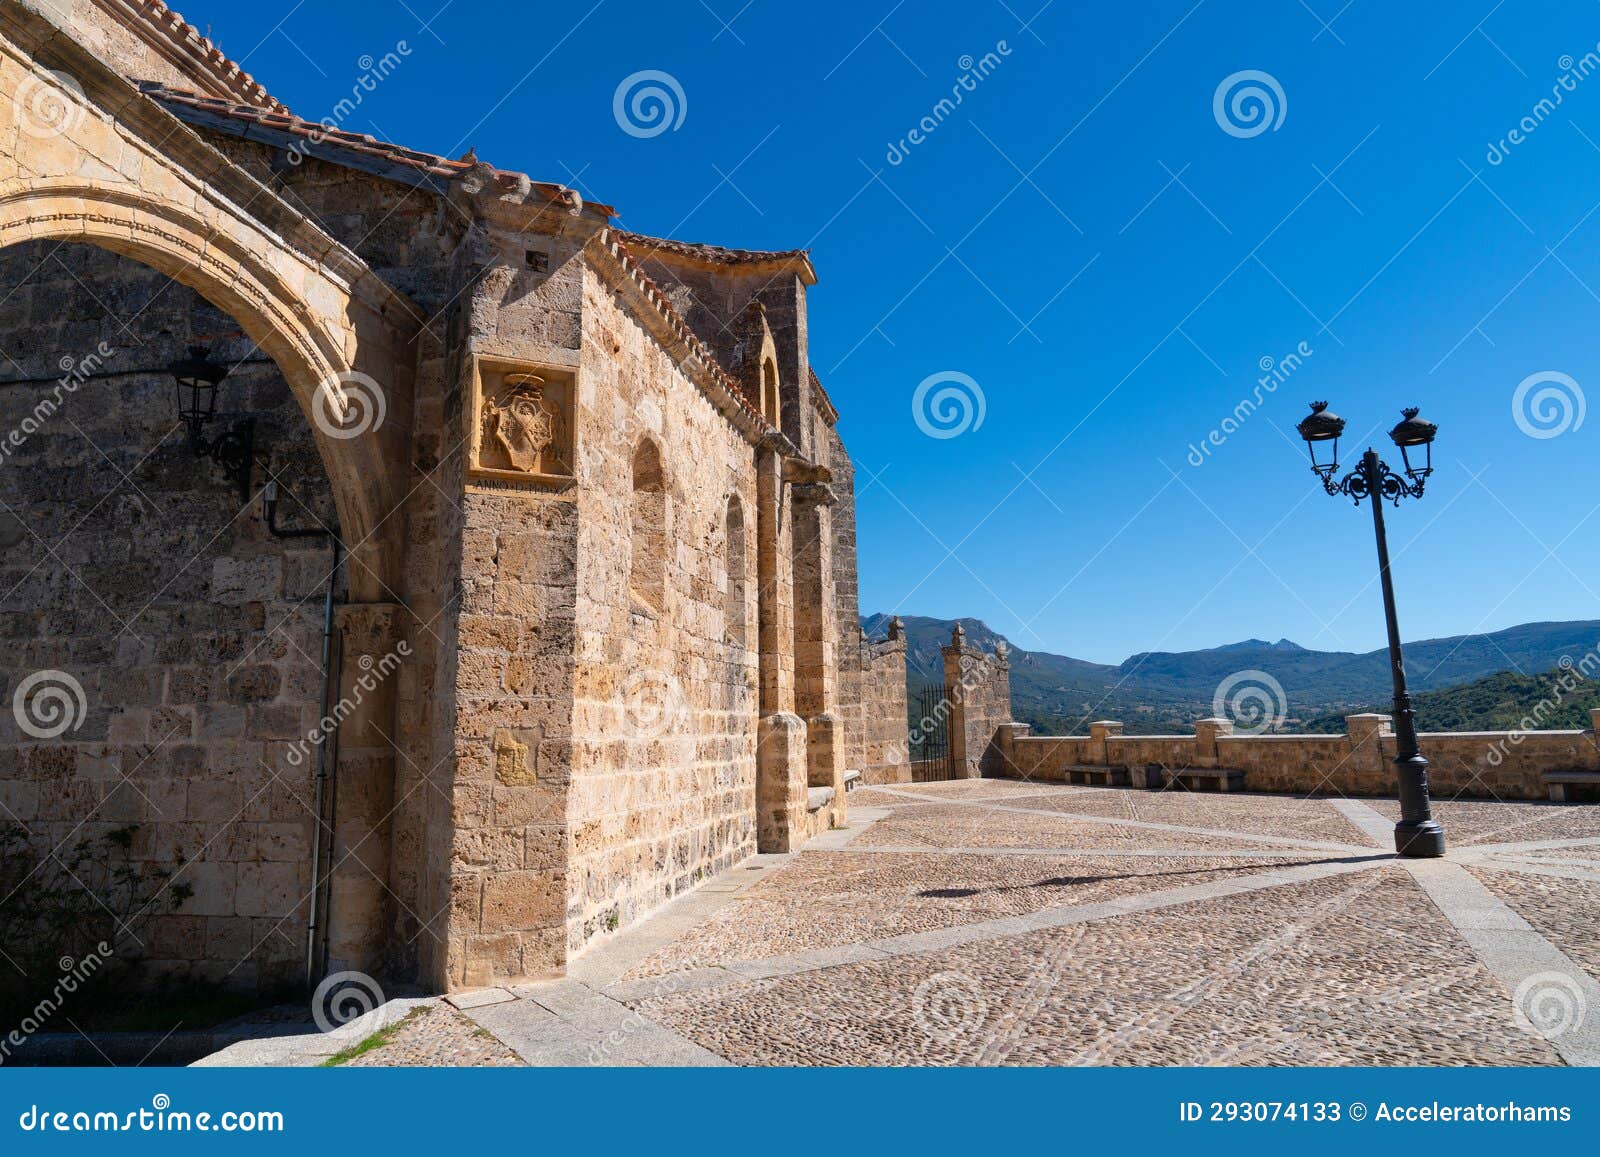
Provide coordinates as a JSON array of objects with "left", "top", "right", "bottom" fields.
[
  {"left": 187, "top": 416, "right": 256, "bottom": 503},
  {"left": 1321, "top": 454, "right": 1427, "bottom": 506}
]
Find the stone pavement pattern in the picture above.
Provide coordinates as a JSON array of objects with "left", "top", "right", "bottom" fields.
[
  {"left": 220, "top": 781, "right": 1600, "bottom": 1067},
  {"left": 337, "top": 1006, "right": 523, "bottom": 1068}
]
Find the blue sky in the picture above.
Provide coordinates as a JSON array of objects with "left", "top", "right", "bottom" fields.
[{"left": 204, "top": 0, "right": 1600, "bottom": 663}]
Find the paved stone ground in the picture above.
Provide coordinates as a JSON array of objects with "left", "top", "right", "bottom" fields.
[
  {"left": 337, "top": 1005, "right": 523, "bottom": 1067},
  {"left": 206, "top": 780, "right": 1600, "bottom": 1067}
]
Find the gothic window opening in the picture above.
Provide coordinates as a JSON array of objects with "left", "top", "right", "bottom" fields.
[
  {"left": 725, "top": 495, "right": 748, "bottom": 646},
  {"left": 630, "top": 438, "right": 667, "bottom": 611}
]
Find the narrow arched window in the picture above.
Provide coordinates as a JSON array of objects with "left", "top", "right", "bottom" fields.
[
  {"left": 725, "top": 495, "right": 747, "bottom": 646},
  {"left": 630, "top": 439, "right": 666, "bottom": 611},
  {"left": 761, "top": 357, "right": 780, "bottom": 426}
]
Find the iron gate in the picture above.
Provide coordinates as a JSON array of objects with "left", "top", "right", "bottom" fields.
[{"left": 909, "top": 683, "right": 954, "bottom": 782}]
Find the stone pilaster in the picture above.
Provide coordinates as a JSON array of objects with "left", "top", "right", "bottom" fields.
[
  {"left": 755, "top": 439, "right": 795, "bottom": 716},
  {"left": 325, "top": 601, "right": 408, "bottom": 975},
  {"left": 792, "top": 480, "right": 838, "bottom": 793},
  {"left": 806, "top": 711, "right": 845, "bottom": 826},
  {"left": 757, "top": 712, "right": 808, "bottom": 852}
]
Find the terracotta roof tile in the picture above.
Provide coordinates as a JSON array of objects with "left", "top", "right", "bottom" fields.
[
  {"left": 140, "top": 84, "right": 617, "bottom": 215},
  {"left": 605, "top": 229, "right": 768, "bottom": 426},
  {"left": 127, "top": 0, "right": 283, "bottom": 110},
  {"left": 615, "top": 230, "right": 816, "bottom": 281},
  {"left": 132, "top": 88, "right": 784, "bottom": 437}
]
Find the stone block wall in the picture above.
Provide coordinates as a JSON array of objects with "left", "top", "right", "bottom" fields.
[
  {"left": 562, "top": 266, "right": 759, "bottom": 959},
  {"left": 436, "top": 220, "right": 590, "bottom": 987},
  {"left": 0, "top": 1, "right": 890, "bottom": 998},
  {"left": 0, "top": 242, "right": 336, "bottom": 994},
  {"left": 619, "top": 255, "right": 815, "bottom": 457}
]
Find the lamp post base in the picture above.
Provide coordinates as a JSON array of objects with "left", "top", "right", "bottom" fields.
[{"left": 1394, "top": 820, "right": 1446, "bottom": 858}]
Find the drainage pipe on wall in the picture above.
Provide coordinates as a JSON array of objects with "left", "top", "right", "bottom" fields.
[{"left": 261, "top": 479, "right": 343, "bottom": 989}]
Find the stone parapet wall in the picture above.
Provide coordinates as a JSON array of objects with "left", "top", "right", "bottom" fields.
[{"left": 999, "top": 711, "right": 1600, "bottom": 800}]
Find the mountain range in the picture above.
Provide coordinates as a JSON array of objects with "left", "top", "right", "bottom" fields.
[{"left": 860, "top": 613, "right": 1600, "bottom": 735}]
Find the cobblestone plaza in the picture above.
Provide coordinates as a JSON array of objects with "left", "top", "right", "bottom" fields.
[{"left": 235, "top": 780, "right": 1600, "bottom": 1067}]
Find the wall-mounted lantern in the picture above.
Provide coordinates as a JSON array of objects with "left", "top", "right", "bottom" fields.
[{"left": 168, "top": 345, "right": 254, "bottom": 501}]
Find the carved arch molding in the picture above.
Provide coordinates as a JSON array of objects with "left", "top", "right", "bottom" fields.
[{"left": 0, "top": 6, "right": 421, "bottom": 600}]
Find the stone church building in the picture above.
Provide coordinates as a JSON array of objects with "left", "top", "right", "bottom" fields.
[{"left": 0, "top": 0, "right": 921, "bottom": 994}]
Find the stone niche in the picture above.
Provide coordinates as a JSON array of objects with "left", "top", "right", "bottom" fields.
[{"left": 467, "top": 356, "right": 577, "bottom": 486}]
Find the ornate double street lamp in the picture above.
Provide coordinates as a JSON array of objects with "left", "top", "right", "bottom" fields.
[{"left": 1296, "top": 402, "right": 1447, "bottom": 858}]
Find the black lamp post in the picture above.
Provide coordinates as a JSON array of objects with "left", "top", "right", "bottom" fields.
[
  {"left": 1296, "top": 401, "right": 1446, "bottom": 858},
  {"left": 169, "top": 345, "right": 254, "bottom": 501}
]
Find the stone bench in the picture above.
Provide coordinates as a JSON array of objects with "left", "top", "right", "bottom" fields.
[
  {"left": 842, "top": 769, "right": 862, "bottom": 793},
  {"left": 1543, "top": 770, "right": 1600, "bottom": 803},
  {"left": 1152, "top": 765, "right": 1246, "bottom": 793},
  {"left": 1063, "top": 764, "right": 1130, "bottom": 787},
  {"left": 807, "top": 786, "right": 836, "bottom": 812}
]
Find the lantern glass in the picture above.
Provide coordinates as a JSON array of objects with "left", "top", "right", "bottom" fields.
[
  {"left": 1388, "top": 407, "right": 1437, "bottom": 481},
  {"left": 176, "top": 377, "right": 219, "bottom": 426},
  {"left": 1296, "top": 401, "right": 1345, "bottom": 477},
  {"left": 1306, "top": 433, "right": 1338, "bottom": 475},
  {"left": 168, "top": 346, "right": 228, "bottom": 440}
]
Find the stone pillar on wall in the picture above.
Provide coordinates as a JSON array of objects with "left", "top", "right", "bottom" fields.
[
  {"left": 324, "top": 602, "right": 407, "bottom": 975},
  {"left": 754, "top": 437, "right": 806, "bottom": 850},
  {"left": 1346, "top": 713, "right": 1393, "bottom": 777},
  {"left": 1087, "top": 720, "right": 1123, "bottom": 766},
  {"left": 996, "top": 721, "right": 1031, "bottom": 777},
  {"left": 1193, "top": 717, "right": 1233, "bottom": 769},
  {"left": 942, "top": 624, "right": 1014, "bottom": 779}
]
